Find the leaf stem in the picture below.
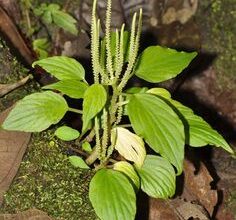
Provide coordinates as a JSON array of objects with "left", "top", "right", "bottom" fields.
[
  {"left": 86, "top": 148, "right": 98, "bottom": 165},
  {"left": 119, "top": 124, "right": 132, "bottom": 128},
  {"left": 68, "top": 108, "right": 83, "bottom": 114}
]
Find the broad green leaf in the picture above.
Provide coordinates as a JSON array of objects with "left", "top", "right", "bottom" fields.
[
  {"left": 136, "top": 155, "right": 176, "bottom": 198},
  {"left": 113, "top": 161, "right": 140, "bottom": 189},
  {"left": 43, "top": 80, "right": 88, "bottom": 99},
  {"left": 82, "top": 142, "right": 92, "bottom": 152},
  {"left": 123, "top": 87, "right": 149, "bottom": 116},
  {"left": 89, "top": 169, "right": 136, "bottom": 220},
  {"left": 82, "top": 84, "right": 107, "bottom": 131},
  {"left": 35, "top": 3, "right": 77, "bottom": 35},
  {"left": 33, "top": 56, "right": 85, "bottom": 81},
  {"left": 68, "top": 156, "right": 90, "bottom": 169},
  {"left": 150, "top": 88, "right": 234, "bottom": 154},
  {"left": 111, "top": 127, "right": 146, "bottom": 168},
  {"left": 2, "top": 91, "right": 68, "bottom": 132},
  {"left": 53, "top": 11, "right": 78, "bottom": 35},
  {"left": 147, "top": 87, "right": 171, "bottom": 99},
  {"left": 135, "top": 46, "right": 197, "bottom": 83},
  {"left": 172, "top": 100, "right": 233, "bottom": 153},
  {"left": 125, "top": 87, "right": 148, "bottom": 94},
  {"left": 55, "top": 126, "right": 80, "bottom": 141},
  {"left": 128, "top": 93, "right": 185, "bottom": 174}
]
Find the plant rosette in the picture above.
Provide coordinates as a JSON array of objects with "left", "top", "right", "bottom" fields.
[{"left": 2, "top": 0, "right": 234, "bottom": 219}]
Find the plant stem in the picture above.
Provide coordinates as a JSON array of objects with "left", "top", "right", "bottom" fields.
[
  {"left": 68, "top": 108, "right": 83, "bottom": 114},
  {"left": 68, "top": 146, "right": 89, "bottom": 157},
  {"left": 86, "top": 148, "right": 98, "bottom": 165},
  {"left": 119, "top": 124, "right": 132, "bottom": 128},
  {"left": 109, "top": 86, "right": 120, "bottom": 124}
]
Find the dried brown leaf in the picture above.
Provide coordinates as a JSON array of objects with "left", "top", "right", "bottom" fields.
[
  {"left": 0, "top": 107, "right": 31, "bottom": 205},
  {"left": 183, "top": 160, "right": 218, "bottom": 216}
]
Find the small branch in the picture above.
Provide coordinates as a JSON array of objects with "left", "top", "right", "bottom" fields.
[
  {"left": 75, "top": 128, "right": 95, "bottom": 146},
  {"left": 0, "top": 75, "right": 31, "bottom": 97},
  {"left": 68, "top": 146, "right": 89, "bottom": 158}
]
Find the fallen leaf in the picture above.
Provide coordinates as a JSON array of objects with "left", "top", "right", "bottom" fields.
[
  {"left": 0, "top": 107, "right": 31, "bottom": 205},
  {"left": 149, "top": 198, "right": 180, "bottom": 220},
  {"left": 149, "top": 198, "right": 210, "bottom": 220},
  {"left": 183, "top": 160, "right": 218, "bottom": 216},
  {"left": 149, "top": 159, "right": 217, "bottom": 219}
]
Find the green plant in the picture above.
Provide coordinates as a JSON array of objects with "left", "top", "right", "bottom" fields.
[
  {"left": 2, "top": 0, "right": 234, "bottom": 219},
  {"left": 33, "top": 38, "right": 50, "bottom": 59},
  {"left": 34, "top": 3, "right": 78, "bottom": 35},
  {"left": 20, "top": 1, "right": 78, "bottom": 59}
]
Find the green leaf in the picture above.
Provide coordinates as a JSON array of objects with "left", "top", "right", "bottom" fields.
[
  {"left": 147, "top": 87, "right": 171, "bottom": 99},
  {"left": 113, "top": 161, "right": 140, "bottom": 190},
  {"left": 55, "top": 126, "right": 80, "bottom": 141},
  {"left": 33, "top": 38, "right": 50, "bottom": 59},
  {"left": 47, "top": 3, "right": 60, "bottom": 11},
  {"left": 128, "top": 93, "right": 185, "bottom": 174},
  {"left": 43, "top": 80, "right": 88, "bottom": 99},
  {"left": 135, "top": 46, "right": 197, "bottom": 83},
  {"left": 2, "top": 91, "right": 68, "bottom": 132},
  {"left": 52, "top": 11, "right": 78, "bottom": 35},
  {"left": 149, "top": 88, "right": 234, "bottom": 154},
  {"left": 41, "top": 10, "right": 53, "bottom": 24},
  {"left": 82, "top": 142, "right": 92, "bottom": 152},
  {"left": 89, "top": 169, "right": 136, "bottom": 220},
  {"left": 136, "top": 155, "right": 176, "bottom": 198},
  {"left": 111, "top": 127, "right": 146, "bottom": 168},
  {"left": 172, "top": 100, "right": 234, "bottom": 153},
  {"left": 33, "top": 56, "right": 85, "bottom": 81},
  {"left": 68, "top": 156, "right": 90, "bottom": 169},
  {"left": 82, "top": 84, "right": 107, "bottom": 131},
  {"left": 125, "top": 87, "right": 148, "bottom": 94}
]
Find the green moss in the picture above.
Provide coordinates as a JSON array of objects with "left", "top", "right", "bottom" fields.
[
  {"left": 0, "top": 130, "right": 97, "bottom": 220},
  {"left": 0, "top": 39, "right": 40, "bottom": 111},
  {"left": 197, "top": 0, "right": 236, "bottom": 89},
  {"left": 0, "top": 40, "right": 97, "bottom": 219},
  {"left": 226, "top": 190, "right": 236, "bottom": 217}
]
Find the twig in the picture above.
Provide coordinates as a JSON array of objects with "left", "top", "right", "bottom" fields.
[{"left": 0, "top": 75, "right": 31, "bottom": 97}]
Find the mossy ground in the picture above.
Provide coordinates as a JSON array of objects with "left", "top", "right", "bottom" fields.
[
  {"left": 0, "top": 39, "right": 97, "bottom": 219},
  {"left": 0, "top": 39, "right": 39, "bottom": 111},
  {"left": 197, "top": 0, "right": 236, "bottom": 90},
  {"left": 0, "top": 131, "right": 97, "bottom": 220},
  {"left": 226, "top": 189, "right": 236, "bottom": 217}
]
